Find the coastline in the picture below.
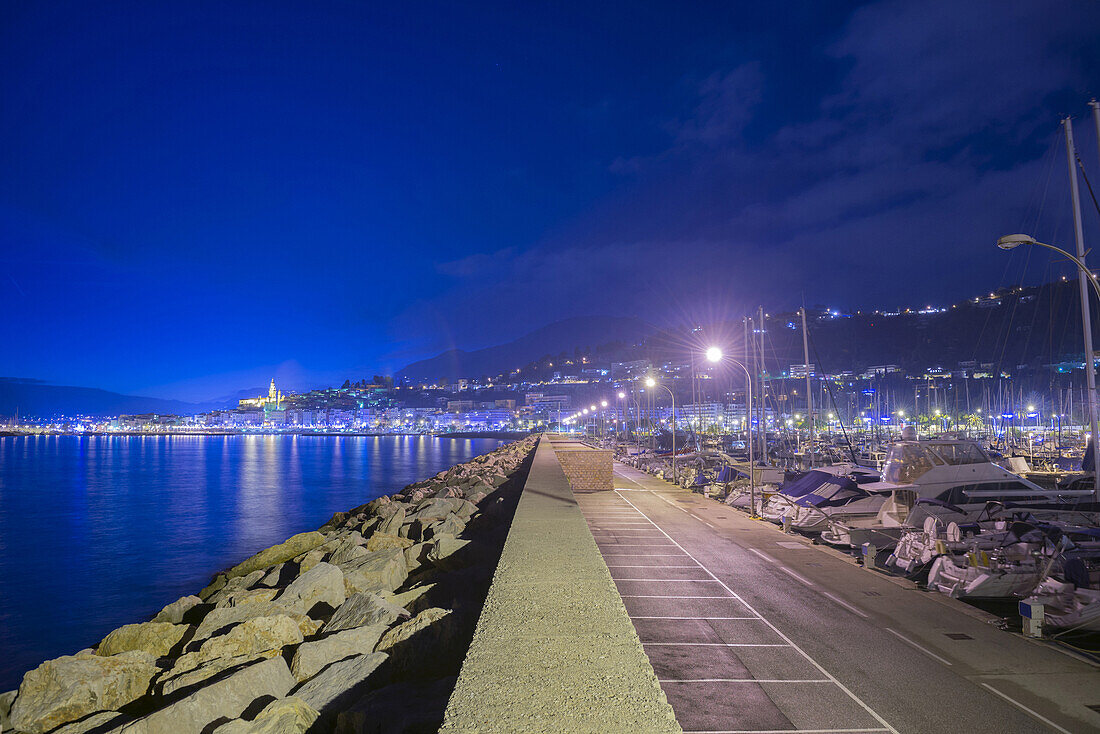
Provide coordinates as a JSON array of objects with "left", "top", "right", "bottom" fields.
[
  {"left": 0, "top": 431, "right": 533, "bottom": 439},
  {"left": 0, "top": 436, "right": 538, "bottom": 734}
]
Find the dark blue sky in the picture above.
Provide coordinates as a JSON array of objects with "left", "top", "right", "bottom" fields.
[{"left": 2, "top": 0, "right": 1099, "bottom": 401}]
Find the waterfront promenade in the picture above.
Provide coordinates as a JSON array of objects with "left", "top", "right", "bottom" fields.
[{"left": 580, "top": 462, "right": 1100, "bottom": 733}]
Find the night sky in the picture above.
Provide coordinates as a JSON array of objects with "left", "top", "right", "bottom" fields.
[{"left": 2, "top": 1, "right": 1099, "bottom": 401}]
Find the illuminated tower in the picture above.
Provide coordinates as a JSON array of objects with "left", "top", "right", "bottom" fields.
[{"left": 268, "top": 379, "right": 277, "bottom": 402}]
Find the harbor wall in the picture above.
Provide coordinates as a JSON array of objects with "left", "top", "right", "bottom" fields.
[{"left": 440, "top": 435, "right": 680, "bottom": 733}]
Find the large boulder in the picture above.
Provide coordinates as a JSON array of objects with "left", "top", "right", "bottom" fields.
[
  {"left": 207, "top": 570, "right": 266, "bottom": 605},
  {"left": 365, "top": 533, "right": 413, "bottom": 552},
  {"left": 10, "top": 651, "right": 157, "bottom": 734},
  {"left": 375, "top": 608, "right": 451, "bottom": 653},
  {"left": 427, "top": 536, "right": 472, "bottom": 571},
  {"left": 290, "top": 653, "right": 387, "bottom": 719},
  {"left": 121, "top": 657, "right": 295, "bottom": 734},
  {"left": 290, "top": 625, "right": 389, "bottom": 682},
  {"left": 193, "top": 602, "right": 321, "bottom": 641},
  {"left": 172, "top": 615, "right": 303, "bottom": 676},
  {"left": 0, "top": 690, "right": 16, "bottom": 731},
  {"left": 51, "top": 711, "right": 131, "bottom": 733},
  {"left": 339, "top": 549, "right": 407, "bottom": 595},
  {"left": 323, "top": 593, "right": 409, "bottom": 634},
  {"left": 152, "top": 595, "right": 203, "bottom": 625},
  {"left": 226, "top": 532, "right": 326, "bottom": 579},
  {"left": 326, "top": 535, "right": 368, "bottom": 566},
  {"left": 276, "top": 562, "right": 345, "bottom": 615},
  {"left": 96, "top": 622, "right": 188, "bottom": 658},
  {"left": 213, "top": 696, "right": 319, "bottom": 733},
  {"left": 376, "top": 506, "right": 405, "bottom": 536}
]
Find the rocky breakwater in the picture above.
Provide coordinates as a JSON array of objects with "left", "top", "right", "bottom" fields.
[{"left": 1, "top": 436, "right": 537, "bottom": 734}]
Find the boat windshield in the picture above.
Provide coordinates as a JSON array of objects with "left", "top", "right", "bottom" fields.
[
  {"left": 925, "top": 442, "right": 990, "bottom": 466},
  {"left": 881, "top": 443, "right": 936, "bottom": 484}
]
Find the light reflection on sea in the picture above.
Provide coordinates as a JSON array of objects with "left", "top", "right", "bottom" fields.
[{"left": 0, "top": 434, "right": 503, "bottom": 690}]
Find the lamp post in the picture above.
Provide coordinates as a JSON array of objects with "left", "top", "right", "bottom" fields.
[
  {"left": 646, "top": 377, "right": 677, "bottom": 483},
  {"left": 998, "top": 233, "right": 1100, "bottom": 497},
  {"left": 706, "top": 348, "right": 758, "bottom": 516}
]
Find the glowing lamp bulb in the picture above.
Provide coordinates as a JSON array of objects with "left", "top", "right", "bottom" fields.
[
  {"left": 705, "top": 346, "right": 723, "bottom": 363},
  {"left": 645, "top": 377, "right": 656, "bottom": 387}
]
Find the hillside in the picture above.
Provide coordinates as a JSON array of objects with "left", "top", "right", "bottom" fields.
[
  {"left": 395, "top": 316, "right": 655, "bottom": 383},
  {"left": 0, "top": 379, "right": 221, "bottom": 419}
]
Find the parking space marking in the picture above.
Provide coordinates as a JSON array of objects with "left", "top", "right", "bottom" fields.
[
  {"left": 615, "top": 490, "right": 898, "bottom": 734},
  {"left": 778, "top": 566, "right": 815, "bottom": 587}
]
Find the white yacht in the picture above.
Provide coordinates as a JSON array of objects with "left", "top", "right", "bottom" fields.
[{"left": 805, "top": 434, "right": 1073, "bottom": 539}]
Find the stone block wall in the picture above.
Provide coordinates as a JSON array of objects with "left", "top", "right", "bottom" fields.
[{"left": 555, "top": 449, "right": 613, "bottom": 492}]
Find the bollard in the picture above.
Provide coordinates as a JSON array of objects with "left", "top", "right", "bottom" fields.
[
  {"left": 1020, "top": 599, "right": 1044, "bottom": 638},
  {"left": 782, "top": 515, "right": 792, "bottom": 534}
]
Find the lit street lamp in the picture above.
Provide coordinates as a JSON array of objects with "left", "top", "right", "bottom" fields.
[
  {"left": 998, "top": 233, "right": 1100, "bottom": 496},
  {"left": 646, "top": 376, "right": 677, "bottom": 483}
]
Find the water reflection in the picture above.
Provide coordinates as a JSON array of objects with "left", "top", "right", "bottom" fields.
[{"left": 0, "top": 434, "right": 504, "bottom": 690}]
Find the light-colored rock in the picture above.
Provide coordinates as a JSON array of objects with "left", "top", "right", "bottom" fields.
[
  {"left": 212, "top": 696, "right": 319, "bottom": 734},
  {"left": 51, "top": 710, "right": 130, "bottom": 733},
  {"left": 402, "top": 542, "right": 430, "bottom": 571},
  {"left": 257, "top": 563, "right": 288, "bottom": 588},
  {"left": 226, "top": 532, "right": 326, "bottom": 579},
  {"left": 276, "top": 562, "right": 345, "bottom": 614},
  {"left": 159, "top": 655, "right": 263, "bottom": 697},
  {"left": 121, "top": 657, "right": 295, "bottom": 734},
  {"left": 216, "top": 588, "right": 280, "bottom": 608},
  {"left": 0, "top": 689, "right": 16, "bottom": 732},
  {"left": 172, "top": 615, "right": 302, "bottom": 676},
  {"left": 199, "top": 573, "right": 228, "bottom": 601},
  {"left": 326, "top": 535, "right": 368, "bottom": 566},
  {"left": 296, "top": 548, "right": 325, "bottom": 575},
  {"left": 426, "top": 513, "right": 465, "bottom": 539},
  {"left": 290, "top": 653, "right": 387, "bottom": 717},
  {"left": 377, "top": 506, "right": 405, "bottom": 535},
  {"left": 11, "top": 651, "right": 157, "bottom": 734},
  {"left": 97, "top": 622, "right": 188, "bottom": 659},
  {"left": 193, "top": 602, "right": 321, "bottom": 641},
  {"left": 290, "top": 625, "right": 389, "bottom": 681},
  {"left": 375, "top": 608, "right": 451, "bottom": 652},
  {"left": 365, "top": 532, "right": 413, "bottom": 552},
  {"left": 323, "top": 592, "right": 409, "bottom": 634},
  {"left": 207, "top": 570, "right": 266, "bottom": 605},
  {"left": 152, "top": 595, "right": 202, "bottom": 625},
  {"left": 339, "top": 548, "right": 407, "bottom": 595},
  {"left": 427, "top": 536, "right": 472, "bottom": 570}
]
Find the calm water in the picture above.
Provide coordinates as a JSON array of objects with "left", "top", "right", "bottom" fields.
[{"left": 0, "top": 434, "right": 504, "bottom": 690}]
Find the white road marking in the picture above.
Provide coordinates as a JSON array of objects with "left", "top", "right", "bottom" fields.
[
  {"left": 607, "top": 567, "right": 699, "bottom": 572},
  {"left": 778, "top": 566, "right": 816, "bottom": 586},
  {"left": 594, "top": 543, "right": 678, "bottom": 547},
  {"left": 682, "top": 729, "right": 889, "bottom": 734},
  {"left": 748, "top": 548, "right": 774, "bottom": 562},
  {"left": 979, "top": 683, "right": 1073, "bottom": 734},
  {"left": 883, "top": 628, "right": 953, "bottom": 666},
  {"left": 630, "top": 616, "right": 761, "bottom": 620},
  {"left": 613, "top": 578, "right": 723, "bottom": 582},
  {"left": 660, "top": 682, "right": 831, "bottom": 686},
  {"left": 822, "top": 592, "right": 870, "bottom": 619},
  {"left": 614, "top": 490, "right": 899, "bottom": 734},
  {"left": 620, "top": 594, "right": 736, "bottom": 599},
  {"left": 644, "top": 642, "right": 789, "bottom": 647}
]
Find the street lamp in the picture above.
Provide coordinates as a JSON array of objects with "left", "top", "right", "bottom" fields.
[
  {"left": 646, "top": 376, "right": 678, "bottom": 483},
  {"left": 998, "top": 233, "right": 1100, "bottom": 496},
  {"left": 707, "top": 351, "right": 758, "bottom": 516}
]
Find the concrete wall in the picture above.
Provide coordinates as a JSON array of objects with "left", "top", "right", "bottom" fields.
[
  {"left": 440, "top": 436, "right": 679, "bottom": 733},
  {"left": 555, "top": 448, "right": 613, "bottom": 492}
]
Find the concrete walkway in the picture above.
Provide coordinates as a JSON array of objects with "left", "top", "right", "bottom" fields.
[
  {"left": 441, "top": 437, "right": 679, "bottom": 733},
  {"left": 575, "top": 461, "right": 1100, "bottom": 734}
]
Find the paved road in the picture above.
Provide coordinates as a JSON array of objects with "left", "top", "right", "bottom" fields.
[{"left": 573, "top": 462, "right": 1100, "bottom": 734}]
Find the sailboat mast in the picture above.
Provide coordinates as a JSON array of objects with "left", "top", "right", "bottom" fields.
[
  {"left": 1063, "top": 117, "right": 1100, "bottom": 498},
  {"left": 801, "top": 306, "right": 814, "bottom": 467}
]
